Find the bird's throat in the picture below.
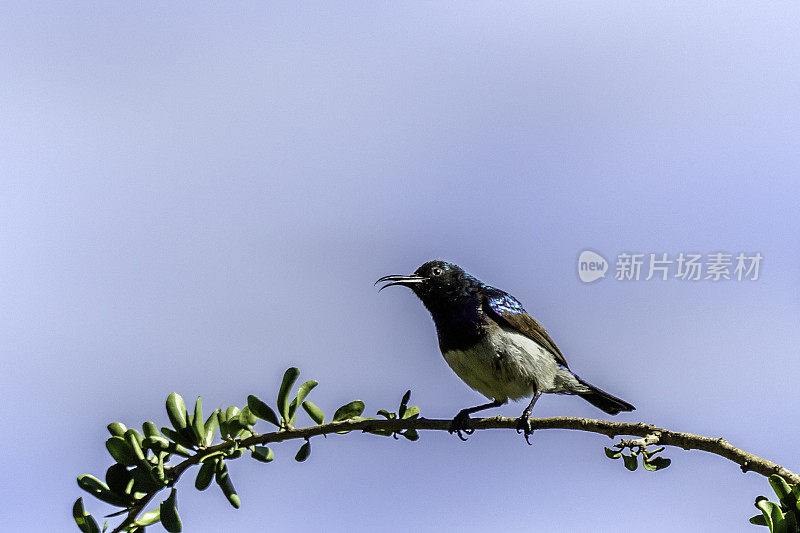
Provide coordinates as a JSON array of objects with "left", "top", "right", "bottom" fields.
[{"left": 426, "top": 296, "right": 487, "bottom": 352}]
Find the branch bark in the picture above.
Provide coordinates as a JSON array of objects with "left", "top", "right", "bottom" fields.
[
  {"left": 243, "top": 416, "right": 799, "bottom": 481},
  {"left": 113, "top": 415, "right": 798, "bottom": 532}
]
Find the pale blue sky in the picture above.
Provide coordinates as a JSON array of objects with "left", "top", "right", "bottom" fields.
[{"left": 2, "top": 3, "right": 799, "bottom": 531}]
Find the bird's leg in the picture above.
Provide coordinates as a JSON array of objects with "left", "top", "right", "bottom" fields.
[
  {"left": 449, "top": 399, "right": 506, "bottom": 441},
  {"left": 516, "top": 391, "right": 542, "bottom": 445}
]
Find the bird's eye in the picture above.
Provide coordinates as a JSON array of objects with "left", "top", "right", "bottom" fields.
[{"left": 431, "top": 267, "right": 443, "bottom": 276}]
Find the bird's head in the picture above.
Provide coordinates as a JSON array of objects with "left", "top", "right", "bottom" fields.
[{"left": 376, "top": 260, "right": 481, "bottom": 309}]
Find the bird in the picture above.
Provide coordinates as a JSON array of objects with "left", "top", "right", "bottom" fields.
[{"left": 376, "top": 260, "right": 635, "bottom": 443}]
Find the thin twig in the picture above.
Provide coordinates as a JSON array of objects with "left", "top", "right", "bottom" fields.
[{"left": 110, "top": 492, "right": 155, "bottom": 533}]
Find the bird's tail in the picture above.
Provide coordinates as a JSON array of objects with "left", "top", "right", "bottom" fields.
[{"left": 577, "top": 380, "right": 635, "bottom": 415}]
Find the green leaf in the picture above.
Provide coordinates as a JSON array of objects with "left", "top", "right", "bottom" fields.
[
  {"left": 225, "top": 406, "right": 240, "bottom": 426},
  {"left": 153, "top": 452, "right": 168, "bottom": 485},
  {"left": 365, "top": 427, "right": 394, "bottom": 437},
  {"left": 222, "top": 406, "right": 242, "bottom": 438},
  {"left": 749, "top": 514, "right": 767, "bottom": 526},
  {"left": 124, "top": 429, "right": 146, "bottom": 462},
  {"left": 127, "top": 428, "right": 145, "bottom": 450},
  {"left": 227, "top": 447, "right": 245, "bottom": 459},
  {"left": 77, "top": 475, "right": 131, "bottom": 507},
  {"left": 104, "top": 508, "right": 130, "bottom": 519},
  {"left": 302, "top": 401, "right": 325, "bottom": 425},
  {"left": 333, "top": 400, "right": 365, "bottom": 422},
  {"left": 289, "top": 380, "right": 318, "bottom": 424},
  {"left": 401, "top": 406, "right": 420, "bottom": 419},
  {"left": 191, "top": 397, "right": 205, "bottom": 445},
  {"left": 238, "top": 406, "right": 258, "bottom": 428},
  {"left": 770, "top": 475, "right": 794, "bottom": 505},
  {"left": 247, "top": 395, "right": 280, "bottom": 427},
  {"left": 142, "top": 422, "right": 160, "bottom": 439},
  {"left": 167, "top": 441, "right": 193, "bottom": 458},
  {"left": 106, "top": 436, "right": 138, "bottom": 467},
  {"left": 604, "top": 447, "right": 622, "bottom": 459},
  {"left": 225, "top": 419, "right": 244, "bottom": 439},
  {"left": 756, "top": 497, "right": 785, "bottom": 532},
  {"left": 400, "top": 389, "right": 411, "bottom": 404},
  {"left": 204, "top": 411, "right": 219, "bottom": 447},
  {"left": 784, "top": 511, "right": 798, "bottom": 532},
  {"left": 398, "top": 390, "right": 411, "bottom": 418},
  {"left": 251, "top": 446, "right": 274, "bottom": 463},
  {"left": 105, "top": 464, "right": 134, "bottom": 496},
  {"left": 215, "top": 461, "right": 240, "bottom": 509},
  {"left": 402, "top": 429, "right": 420, "bottom": 441},
  {"left": 376, "top": 409, "right": 395, "bottom": 419},
  {"left": 195, "top": 457, "right": 217, "bottom": 491},
  {"left": 135, "top": 508, "right": 161, "bottom": 527},
  {"left": 622, "top": 454, "right": 638, "bottom": 471},
  {"left": 129, "top": 465, "right": 163, "bottom": 493},
  {"left": 217, "top": 412, "right": 229, "bottom": 438},
  {"left": 295, "top": 440, "right": 311, "bottom": 462},
  {"left": 107, "top": 423, "right": 127, "bottom": 438},
  {"left": 166, "top": 393, "right": 188, "bottom": 433},
  {"left": 160, "top": 488, "right": 182, "bottom": 532},
  {"left": 143, "top": 435, "right": 170, "bottom": 452},
  {"left": 278, "top": 367, "right": 301, "bottom": 425},
  {"left": 643, "top": 457, "right": 671, "bottom": 471},
  {"left": 73, "top": 498, "right": 100, "bottom": 533},
  {"left": 160, "top": 427, "right": 196, "bottom": 448}
]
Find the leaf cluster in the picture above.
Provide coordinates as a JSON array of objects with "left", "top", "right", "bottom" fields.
[
  {"left": 73, "top": 368, "right": 419, "bottom": 532},
  {"left": 603, "top": 443, "right": 671, "bottom": 472},
  {"left": 73, "top": 366, "right": 791, "bottom": 532},
  {"left": 750, "top": 475, "right": 800, "bottom": 532}
]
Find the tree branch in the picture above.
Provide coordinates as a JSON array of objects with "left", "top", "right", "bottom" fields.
[
  {"left": 106, "top": 415, "right": 799, "bottom": 532},
  {"left": 174, "top": 415, "right": 800, "bottom": 482}
]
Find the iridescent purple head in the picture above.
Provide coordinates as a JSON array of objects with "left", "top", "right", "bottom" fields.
[{"left": 376, "top": 260, "right": 484, "bottom": 308}]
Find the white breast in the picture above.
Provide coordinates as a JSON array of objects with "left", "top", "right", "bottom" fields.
[{"left": 442, "top": 326, "right": 586, "bottom": 401}]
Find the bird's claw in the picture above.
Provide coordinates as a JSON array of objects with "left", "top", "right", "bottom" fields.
[
  {"left": 516, "top": 415, "right": 534, "bottom": 445},
  {"left": 449, "top": 411, "right": 474, "bottom": 441}
]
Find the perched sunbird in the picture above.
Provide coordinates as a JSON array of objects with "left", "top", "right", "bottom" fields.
[{"left": 377, "top": 260, "right": 635, "bottom": 443}]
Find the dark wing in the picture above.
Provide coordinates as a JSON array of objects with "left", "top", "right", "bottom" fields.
[{"left": 482, "top": 288, "right": 569, "bottom": 368}]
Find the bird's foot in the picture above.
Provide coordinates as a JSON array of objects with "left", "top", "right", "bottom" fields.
[
  {"left": 448, "top": 410, "right": 475, "bottom": 441},
  {"left": 515, "top": 413, "right": 534, "bottom": 445}
]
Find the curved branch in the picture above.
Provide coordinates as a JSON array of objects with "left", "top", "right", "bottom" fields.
[
  {"left": 113, "top": 416, "right": 798, "bottom": 532},
  {"left": 182, "top": 415, "right": 799, "bottom": 482}
]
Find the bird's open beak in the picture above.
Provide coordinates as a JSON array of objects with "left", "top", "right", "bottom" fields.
[{"left": 375, "top": 274, "right": 426, "bottom": 291}]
